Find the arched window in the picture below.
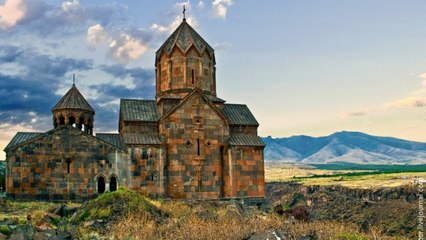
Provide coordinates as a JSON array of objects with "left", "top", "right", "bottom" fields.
[
  {"left": 110, "top": 176, "right": 117, "bottom": 192},
  {"left": 97, "top": 176, "right": 106, "bottom": 193},
  {"left": 59, "top": 116, "right": 65, "bottom": 125},
  {"left": 191, "top": 69, "right": 195, "bottom": 84},
  {"left": 69, "top": 116, "right": 76, "bottom": 126}
]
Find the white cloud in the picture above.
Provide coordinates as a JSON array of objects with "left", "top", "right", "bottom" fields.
[
  {"left": 109, "top": 33, "right": 148, "bottom": 63},
  {"left": 0, "top": 123, "right": 37, "bottom": 159},
  {"left": 62, "top": 0, "right": 80, "bottom": 12},
  {"left": 339, "top": 72, "right": 426, "bottom": 117},
  {"left": 384, "top": 97, "right": 426, "bottom": 108},
  {"left": 87, "top": 24, "right": 149, "bottom": 63},
  {"left": 0, "top": 0, "right": 26, "bottom": 30},
  {"left": 87, "top": 24, "right": 109, "bottom": 47},
  {"left": 212, "top": 0, "right": 233, "bottom": 19},
  {"left": 151, "top": 15, "right": 198, "bottom": 34},
  {"left": 198, "top": 1, "right": 205, "bottom": 9},
  {"left": 383, "top": 72, "right": 426, "bottom": 109},
  {"left": 151, "top": 1, "right": 198, "bottom": 34}
]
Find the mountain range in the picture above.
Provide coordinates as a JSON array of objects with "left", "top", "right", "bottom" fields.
[{"left": 262, "top": 131, "right": 426, "bottom": 164}]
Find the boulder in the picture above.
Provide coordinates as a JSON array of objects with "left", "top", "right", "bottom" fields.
[
  {"left": 285, "top": 206, "right": 309, "bottom": 221},
  {"left": 35, "top": 220, "right": 54, "bottom": 231},
  {"left": 0, "top": 233, "right": 7, "bottom": 240},
  {"left": 8, "top": 232, "right": 26, "bottom": 240},
  {"left": 42, "top": 212, "right": 61, "bottom": 223},
  {"left": 274, "top": 204, "right": 284, "bottom": 215}
]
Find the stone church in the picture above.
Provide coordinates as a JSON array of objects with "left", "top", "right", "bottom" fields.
[{"left": 4, "top": 18, "right": 265, "bottom": 202}]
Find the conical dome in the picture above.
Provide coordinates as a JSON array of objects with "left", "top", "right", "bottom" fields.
[
  {"left": 52, "top": 84, "right": 94, "bottom": 112},
  {"left": 156, "top": 19, "right": 215, "bottom": 64},
  {"left": 52, "top": 84, "right": 95, "bottom": 135}
]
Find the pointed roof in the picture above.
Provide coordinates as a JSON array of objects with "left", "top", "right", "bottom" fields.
[
  {"left": 52, "top": 84, "right": 95, "bottom": 113},
  {"left": 156, "top": 19, "right": 215, "bottom": 63},
  {"left": 159, "top": 88, "right": 228, "bottom": 124}
]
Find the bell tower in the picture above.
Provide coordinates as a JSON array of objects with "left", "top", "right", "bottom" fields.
[
  {"left": 155, "top": 18, "right": 216, "bottom": 102},
  {"left": 52, "top": 78, "right": 95, "bottom": 135}
]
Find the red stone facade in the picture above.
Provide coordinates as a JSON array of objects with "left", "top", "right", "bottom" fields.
[{"left": 5, "top": 18, "right": 265, "bottom": 202}]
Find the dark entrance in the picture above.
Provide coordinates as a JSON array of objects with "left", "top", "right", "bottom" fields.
[
  {"left": 110, "top": 176, "right": 117, "bottom": 192},
  {"left": 97, "top": 176, "right": 105, "bottom": 193}
]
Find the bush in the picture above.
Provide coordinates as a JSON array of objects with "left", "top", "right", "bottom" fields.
[
  {"left": 0, "top": 225, "right": 11, "bottom": 236},
  {"left": 76, "top": 210, "right": 89, "bottom": 222}
]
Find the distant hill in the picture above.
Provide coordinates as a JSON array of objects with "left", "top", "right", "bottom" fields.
[{"left": 262, "top": 131, "right": 426, "bottom": 164}]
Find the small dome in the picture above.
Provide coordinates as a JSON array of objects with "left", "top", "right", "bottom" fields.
[{"left": 52, "top": 84, "right": 94, "bottom": 113}]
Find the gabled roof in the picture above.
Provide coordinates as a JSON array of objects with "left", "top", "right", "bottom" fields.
[
  {"left": 156, "top": 19, "right": 215, "bottom": 63},
  {"left": 228, "top": 135, "right": 265, "bottom": 147},
  {"left": 206, "top": 95, "right": 226, "bottom": 103},
  {"left": 159, "top": 88, "right": 228, "bottom": 124},
  {"left": 120, "top": 99, "right": 160, "bottom": 122},
  {"left": 122, "top": 134, "right": 162, "bottom": 145},
  {"left": 221, "top": 104, "right": 259, "bottom": 126},
  {"left": 4, "top": 125, "right": 125, "bottom": 152},
  {"left": 5, "top": 132, "right": 43, "bottom": 150},
  {"left": 96, "top": 133, "right": 126, "bottom": 150},
  {"left": 52, "top": 84, "right": 94, "bottom": 112}
]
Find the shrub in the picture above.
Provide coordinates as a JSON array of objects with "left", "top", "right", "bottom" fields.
[
  {"left": 0, "top": 225, "right": 11, "bottom": 236},
  {"left": 76, "top": 210, "right": 89, "bottom": 222}
]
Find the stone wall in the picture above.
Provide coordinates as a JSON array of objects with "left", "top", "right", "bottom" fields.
[
  {"left": 6, "top": 127, "right": 126, "bottom": 201},
  {"left": 160, "top": 92, "right": 229, "bottom": 199},
  {"left": 223, "top": 146, "right": 265, "bottom": 198},
  {"left": 128, "top": 145, "right": 166, "bottom": 196}
]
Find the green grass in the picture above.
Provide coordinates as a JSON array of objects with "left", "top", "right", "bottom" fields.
[
  {"left": 289, "top": 164, "right": 426, "bottom": 181},
  {"left": 335, "top": 232, "right": 368, "bottom": 240},
  {"left": 312, "top": 163, "right": 426, "bottom": 173},
  {"left": 76, "top": 210, "right": 89, "bottom": 222},
  {"left": 73, "top": 187, "right": 158, "bottom": 223}
]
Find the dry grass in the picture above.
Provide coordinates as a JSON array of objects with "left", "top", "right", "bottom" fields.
[
  {"left": 298, "top": 172, "right": 426, "bottom": 188},
  {"left": 110, "top": 201, "right": 283, "bottom": 240},
  {"left": 287, "top": 220, "right": 412, "bottom": 240},
  {"left": 265, "top": 165, "right": 366, "bottom": 182},
  {"left": 0, "top": 201, "right": 62, "bottom": 224},
  {"left": 107, "top": 200, "right": 410, "bottom": 240},
  {"left": 265, "top": 163, "right": 426, "bottom": 188}
]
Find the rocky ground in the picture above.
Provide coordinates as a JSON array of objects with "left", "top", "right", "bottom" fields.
[
  {"left": 0, "top": 184, "right": 417, "bottom": 239},
  {"left": 267, "top": 182, "right": 418, "bottom": 238}
]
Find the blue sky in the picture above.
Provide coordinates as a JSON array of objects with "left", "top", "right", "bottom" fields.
[{"left": 1, "top": 0, "right": 426, "bottom": 159}]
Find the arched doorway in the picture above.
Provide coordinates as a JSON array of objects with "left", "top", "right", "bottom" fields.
[
  {"left": 97, "top": 176, "right": 105, "bottom": 193},
  {"left": 110, "top": 176, "right": 117, "bottom": 192}
]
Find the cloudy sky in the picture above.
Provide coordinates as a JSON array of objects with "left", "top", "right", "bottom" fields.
[{"left": 1, "top": 0, "right": 426, "bottom": 159}]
